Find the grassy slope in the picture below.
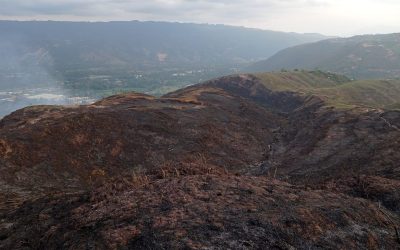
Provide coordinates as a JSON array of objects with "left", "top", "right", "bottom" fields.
[
  {"left": 255, "top": 70, "right": 400, "bottom": 109},
  {"left": 250, "top": 33, "right": 400, "bottom": 80},
  {"left": 255, "top": 70, "right": 350, "bottom": 92}
]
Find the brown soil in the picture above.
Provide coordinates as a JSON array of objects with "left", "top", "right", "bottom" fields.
[{"left": 1, "top": 74, "right": 400, "bottom": 249}]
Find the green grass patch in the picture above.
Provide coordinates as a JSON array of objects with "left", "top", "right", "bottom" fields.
[{"left": 255, "top": 70, "right": 400, "bottom": 110}]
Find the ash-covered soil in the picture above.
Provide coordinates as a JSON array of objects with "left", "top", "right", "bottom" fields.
[{"left": 1, "top": 74, "right": 400, "bottom": 249}]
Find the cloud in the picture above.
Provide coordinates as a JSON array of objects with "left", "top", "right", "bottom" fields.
[
  {"left": 0, "top": 0, "right": 329, "bottom": 16},
  {"left": 0, "top": 0, "right": 398, "bottom": 36}
]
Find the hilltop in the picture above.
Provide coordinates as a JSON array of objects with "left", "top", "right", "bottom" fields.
[
  {"left": 249, "top": 33, "right": 400, "bottom": 79},
  {"left": 1, "top": 71, "right": 400, "bottom": 249}
]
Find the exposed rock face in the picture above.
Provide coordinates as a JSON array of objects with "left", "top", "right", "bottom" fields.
[{"left": 1, "top": 74, "right": 400, "bottom": 249}]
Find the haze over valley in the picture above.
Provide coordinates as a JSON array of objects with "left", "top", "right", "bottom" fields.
[
  {"left": 0, "top": 20, "right": 329, "bottom": 116},
  {"left": 1, "top": 1, "right": 400, "bottom": 249}
]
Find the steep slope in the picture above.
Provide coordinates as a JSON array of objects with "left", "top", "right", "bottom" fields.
[
  {"left": 1, "top": 72, "right": 400, "bottom": 248},
  {"left": 250, "top": 33, "right": 400, "bottom": 79}
]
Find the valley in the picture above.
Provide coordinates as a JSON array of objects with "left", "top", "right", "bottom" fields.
[
  {"left": 1, "top": 71, "right": 400, "bottom": 249},
  {"left": 1, "top": 20, "right": 400, "bottom": 250},
  {"left": 0, "top": 20, "right": 326, "bottom": 117},
  {"left": 0, "top": 66, "right": 238, "bottom": 117}
]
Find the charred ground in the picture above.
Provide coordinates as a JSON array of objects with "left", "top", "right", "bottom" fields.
[{"left": 1, "top": 72, "right": 400, "bottom": 249}]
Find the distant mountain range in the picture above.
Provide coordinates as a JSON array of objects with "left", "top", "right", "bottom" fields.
[
  {"left": 0, "top": 20, "right": 326, "bottom": 90},
  {"left": 249, "top": 33, "right": 400, "bottom": 79}
]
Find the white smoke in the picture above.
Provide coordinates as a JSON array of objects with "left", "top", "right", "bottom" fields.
[{"left": 0, "top": 34, "right": 91, "bottom": 117}]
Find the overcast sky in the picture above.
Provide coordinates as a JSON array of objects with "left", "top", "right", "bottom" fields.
[{"left": 0, "top": 0, "right": 399, "bottom": 36}]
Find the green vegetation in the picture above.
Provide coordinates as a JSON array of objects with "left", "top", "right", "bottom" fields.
[
  {"left": 318, "top": 79, "right": 400, "bottom": 109},
  {"left": 250, "top": 33, "right": 400, "bottom": 80},
  {"left": 63, "top": 67, "right": 236, "bottom": 98},
  {"left": 0, "top": 20, "right": 326, "bottom": 91},
  {"left": 256, "top": 70, "right": 400, "bottom": 110},
  {"left": 255, "top": 70, "right": 351, "bottom": 92}
]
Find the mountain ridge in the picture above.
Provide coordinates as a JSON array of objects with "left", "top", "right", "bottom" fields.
[{"left": 249, "top": 33, "right": 400, "bottom": 79}]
